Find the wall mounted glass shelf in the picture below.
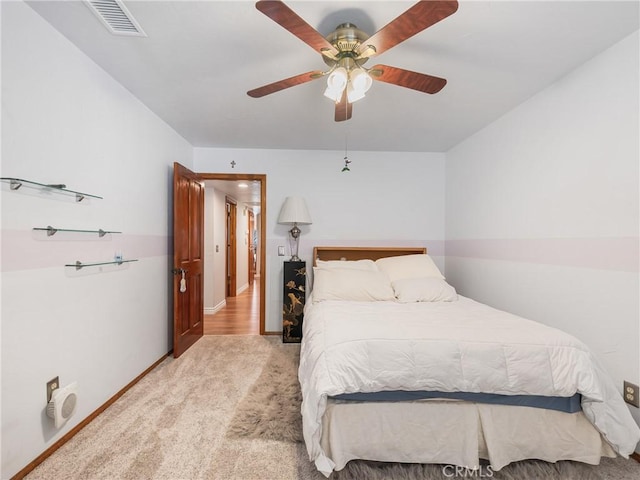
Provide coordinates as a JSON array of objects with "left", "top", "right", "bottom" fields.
[
  {"left": 66, "top": 260, "right": 138, "bottom": 271},
  {"left": 33, "top": 226, "right": 121, "bottom": 237},
  {"left": 1, "top": 177, "right": 102, "bottom": 202}
]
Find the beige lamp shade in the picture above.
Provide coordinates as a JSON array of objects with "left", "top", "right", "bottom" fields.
[
  {"left": 277, "top": 197, "right": 312, "bottom": 225},
  {"left": 278, "top": 197, "right": 311, "bottom": 261}
]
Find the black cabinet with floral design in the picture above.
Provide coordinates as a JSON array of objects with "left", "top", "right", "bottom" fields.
[{"left": 283, "top": 261, "right": 306, "bottom": 343}]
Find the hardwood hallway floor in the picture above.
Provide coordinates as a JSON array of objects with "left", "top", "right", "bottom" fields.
[{"left": 204, "top": 277, "right": 260, "bottom": 335}]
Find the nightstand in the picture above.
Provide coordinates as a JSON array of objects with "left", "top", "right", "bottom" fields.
[{"left": 283, "top": 260, "right": 306, "bottom": 343}]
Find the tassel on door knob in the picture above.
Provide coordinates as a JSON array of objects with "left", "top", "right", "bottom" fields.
[{"left": 172, "top": 268, "right": 188, "bottom": 293}]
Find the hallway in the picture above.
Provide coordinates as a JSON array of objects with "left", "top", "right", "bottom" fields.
[{"left": 204, "top": 277, "right": 260, "bottom": 335}]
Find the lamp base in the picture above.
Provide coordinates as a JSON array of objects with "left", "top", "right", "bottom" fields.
[{"left": 289, "top": 223, "right": 302, "bottom": 262}]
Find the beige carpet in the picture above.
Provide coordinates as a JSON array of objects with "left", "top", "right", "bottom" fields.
[{"left": 26, "top": 335, "right": 640, "bottom": 479}]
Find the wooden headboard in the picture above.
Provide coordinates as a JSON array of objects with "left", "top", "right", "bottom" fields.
[{"left": 313, "top": 246, "right": 426, "bottom": 266}]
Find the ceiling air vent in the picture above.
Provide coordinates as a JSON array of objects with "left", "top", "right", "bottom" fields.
[{"left": 84, "top": 0, "right": 146, "bottom": 37}]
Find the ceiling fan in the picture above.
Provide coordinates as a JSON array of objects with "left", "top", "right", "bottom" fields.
[{"left": 247, "top": 0, "right": 459, "bottom": 122}]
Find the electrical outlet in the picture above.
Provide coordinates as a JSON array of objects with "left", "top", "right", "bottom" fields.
[
  {"left": 46, "top": 376, "right": 59, "bottom": 403},
  {"left": 623, "top": 381, "right": 639, "bottom": 408},
  {"left": 278, "top": 246, "right": 285, "bottom": 256}
]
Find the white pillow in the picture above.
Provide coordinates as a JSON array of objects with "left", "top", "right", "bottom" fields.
[
  {"left": 375, "top": 254, "right": 444, "bottom": 282},
  {"left": 312, "top": 268, "right": 395, "bottom": 302},
  {"left": 392, "top": 277, "right": 458, "bottom": 303},
  {"left": 316, "top": 259, "right": 377, "bottom": 271}
]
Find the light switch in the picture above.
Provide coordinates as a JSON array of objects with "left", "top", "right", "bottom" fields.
[{"left": 278, "top": 246, "right": 285, "bottom": 256}]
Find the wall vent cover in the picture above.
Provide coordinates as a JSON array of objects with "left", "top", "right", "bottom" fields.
[{"left": 84, "top": 0, "right": 147, "bottom": 37}]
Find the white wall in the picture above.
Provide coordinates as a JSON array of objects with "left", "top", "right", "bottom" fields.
[
  {"left": 203, "top": 186, "right": 228, "bottom": 313},
  {"left": 212, "top": 189, "right": 227, "bottom": 308},
  {"left": 203, "top": 187, "right": 217, "bottom": 311},
  {"left": 0, "top": 3, "right": 193, "bottom": 477},
  {"left": 194, "top": 148, "right": 446, "bottom": 332},
  {"left": 445, "top": 30, "right": 640, "bottom": 438}
]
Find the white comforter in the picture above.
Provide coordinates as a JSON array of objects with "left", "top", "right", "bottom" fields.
[{"left": 298, "top": 296, "right": 640, "bottom": 476}]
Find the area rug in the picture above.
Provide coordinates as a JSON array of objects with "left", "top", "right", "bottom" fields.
[
  {"left": 227, "top": 342, "right": 639, "bottom": 480},
  {"left": 226, "top": 342, "right": 303, "bottom": 443},
  {"left": 313, "top": 455, "right": 604, "bottom": 480}
]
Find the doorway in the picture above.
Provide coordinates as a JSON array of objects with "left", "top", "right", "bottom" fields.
[{"left": 200, "top": 173, "right": 266, "bottom": 335}]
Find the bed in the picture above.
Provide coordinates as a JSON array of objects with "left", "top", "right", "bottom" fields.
[{"left": 298, "top": 246, "right": 640, "bottom": 477}]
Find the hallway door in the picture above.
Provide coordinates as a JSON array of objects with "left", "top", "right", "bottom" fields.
[{"left": 225, "top": 198, "right": 237, "bottom": 298}]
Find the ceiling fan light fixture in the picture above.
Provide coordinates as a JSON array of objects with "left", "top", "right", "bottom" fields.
[
  {"left": 249, "top": 0, "right": 459, "bottom": 121},
  {"left": 324, "top": 66, "right": 348, "bottom": 102},
  {"left": 350, "top": 68, "right": 372, "bottom": 93},
  {"left": 327, "top": 67, "right": 348, "bottom": 90},
  {"left": 323, "top": 86, "right": 343, "bottom": 102},
  {"left": 346, "top": 83, "right": 366, "bottom": 103}
]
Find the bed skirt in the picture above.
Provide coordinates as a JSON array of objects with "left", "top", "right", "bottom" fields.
[{"left": 320, "top": 399, "right": 616, "bottom": 473}]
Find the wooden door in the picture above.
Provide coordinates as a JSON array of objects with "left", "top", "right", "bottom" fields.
[
  {"left": 225, "top": 198, "right": 237, "bottom": 297},
  {"left": 248, "top": 210, "right": 256, "bottom": 285},
  {"left": 173, "top": 162, "right": 204, "bottom": 358}
]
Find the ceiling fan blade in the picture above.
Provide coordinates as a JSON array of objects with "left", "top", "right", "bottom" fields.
[
  {"left": 369, "top": 64, "right": 446, "bottom": 94},
  {"left": 358, "top": 0, "right": 458, "bottom": 57},
  {"left": 256, "top": 1, "right": 338, "bottom": 58},
  {"left": 247, "top": 70, "right": 324, "bottom": 98},
  {"left": 334, "top": 90, "right": 352, "bottom": 122}
]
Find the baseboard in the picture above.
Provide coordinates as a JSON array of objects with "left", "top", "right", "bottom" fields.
[
  {"left": 236, "top": 282, "right": 249, "bottom": 295},
  {"left": 11, "top": 352, "right": 171, "bottom": 480},
  {"left": 204, "top": 299, "right": 226, "bottom": 315}
]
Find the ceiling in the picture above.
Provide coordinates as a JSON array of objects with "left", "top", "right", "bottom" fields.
[
  {"left": 204, "top": 179, "right": 261, "bottom": 209},
  {"left": 26, "top": 1, "right": 639, "bottom": 153}
]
